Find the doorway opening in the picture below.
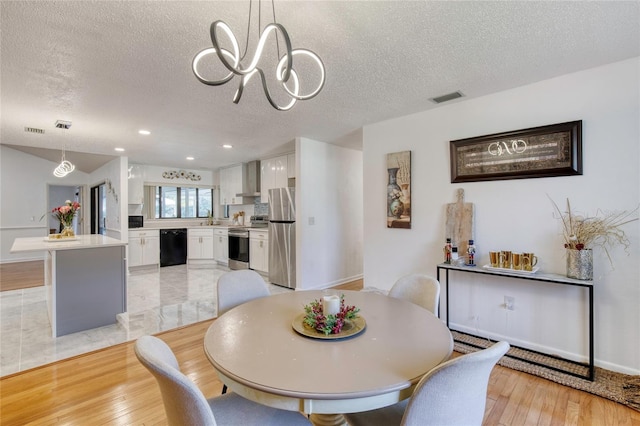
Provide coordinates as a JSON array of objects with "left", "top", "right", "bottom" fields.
[{"left": 90, "top": 183, "right": 107, "bottom": 235}]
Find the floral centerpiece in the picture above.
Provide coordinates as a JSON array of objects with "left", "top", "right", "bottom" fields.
[
  {"left": 550, "top": 196, "right": 638, "bottom": 279},
  {"left": 303, "top": 295, "right": 360, "bottom": 335},
  {"left": 51, "top": 200, "right": 81, "bottom": 237}
]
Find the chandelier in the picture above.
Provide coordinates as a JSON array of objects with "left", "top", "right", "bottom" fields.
[
  {"left": 54, "top": 148, "right": 75, "bottom": 178},
  {"left": 192, "top": 0, "right": 325, "bottom": 111},
  {"left": 53, "top": 121, "right": 75, "bottom": 178}
]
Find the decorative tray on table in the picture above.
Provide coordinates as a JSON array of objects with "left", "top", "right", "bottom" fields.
[
  {"left": 482, "top": 265, "right": 539, "bottom": 275},
  {"left": 44, "top": 235, "right": 78, "bottom": 242},
  {"left": 292, "top": 313, "right": 366, "bottom": 340},
  {"left": 293, "top": 295, "right": 365, "bottom": 340}
]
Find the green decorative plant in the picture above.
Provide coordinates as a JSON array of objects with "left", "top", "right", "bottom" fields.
[{"left": 303, "top": 295, "right": 360, "bottom": 335}]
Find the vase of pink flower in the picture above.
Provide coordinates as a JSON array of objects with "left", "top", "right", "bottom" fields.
[{"left": 52, "top": 200, "right": 81, "bottom": 237}]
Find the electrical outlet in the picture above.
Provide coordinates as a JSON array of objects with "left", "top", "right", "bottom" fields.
[{"left": 504, "top": 296, "right": 515, "bottom": 311}]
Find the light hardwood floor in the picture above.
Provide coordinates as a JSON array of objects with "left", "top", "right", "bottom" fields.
[
  {"left": 1, "top": 279, "right": 638, "bottom": 425},
  {"left": 0, "top": 260, "right": 44, "bottom": 292}
]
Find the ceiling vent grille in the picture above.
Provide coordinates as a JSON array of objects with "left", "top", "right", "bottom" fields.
[
  {"left": 430, "top": 91, "right": 464, "bottom": 104},
  {"left": 24, "top": 126, "right": 45, "bottom": 134}
]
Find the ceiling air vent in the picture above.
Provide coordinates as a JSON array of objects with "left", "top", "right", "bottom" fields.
[
  {"left": 24, "top": 126, "right": 45, "bottom": 134},
  {"left": 430, "top": 91, "right": 464, "bottom": 104}
]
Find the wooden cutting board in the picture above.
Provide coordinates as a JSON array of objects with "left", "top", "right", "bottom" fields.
[{"left": 445, "top": 189, "right": 475, "bottom": 260}]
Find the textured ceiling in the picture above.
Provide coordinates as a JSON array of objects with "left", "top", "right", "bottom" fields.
[{"left": 1, "top": 1, "right": 639, "bottom": 172}]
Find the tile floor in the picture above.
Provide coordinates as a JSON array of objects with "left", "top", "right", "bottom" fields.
[{"left": 0, "top": 265, "right": 290, "bottom": 376}]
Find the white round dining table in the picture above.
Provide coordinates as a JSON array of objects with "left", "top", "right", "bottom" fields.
[{"left": 204, "top": 290, "right": 453, "bottom": 426}]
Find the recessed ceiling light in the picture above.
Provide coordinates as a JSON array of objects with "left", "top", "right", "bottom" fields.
[
  {"left": 115, "top": 147, "right": 125, "bottom": 152},
  {"left": 186, "top": 156, "right": 194, "bottom": 160},
  {"left": 223, "top": 144, "right": 232, "bottom": 149},
  {"left": 138, "top": 130, "right": 151, "bottom": 135}
]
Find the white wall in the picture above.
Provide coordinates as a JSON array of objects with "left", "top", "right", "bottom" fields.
[
  {"left": 297, "top": 137, "right": 364, "bottom": 290},
  {"left": 0, "top": 146, "right": 90, "bottom": 262},
  {"left": 363, "top": 58, "right": 640, "bottom": 374}
]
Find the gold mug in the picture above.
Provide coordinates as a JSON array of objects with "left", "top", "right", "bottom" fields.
[
  {"left": 512, "top": 253, "right": 523, "bottom": 270},
  {"left": 499, "top": 251, "right": 512, "bottom": 269},
  {"left": 489, "top": 251, "right": 500, "bottom": 268},
  {"left": 523, "top": 253, "right": 538, "bottom": 271}
]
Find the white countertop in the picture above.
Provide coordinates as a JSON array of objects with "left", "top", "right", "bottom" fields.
[{"left": 10, "top": 235, "right": 127, "bottom": 253}]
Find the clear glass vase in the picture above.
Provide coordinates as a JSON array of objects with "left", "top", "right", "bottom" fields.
[{"left": 61, "top": 223, "right": 75, "bottom": 237}]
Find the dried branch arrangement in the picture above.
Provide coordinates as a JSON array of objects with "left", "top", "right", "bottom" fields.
[{"left": 549, "top": 196, "right": 638, "bottom": 263}]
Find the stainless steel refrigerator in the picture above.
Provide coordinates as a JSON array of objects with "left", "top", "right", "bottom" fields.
[{"left": 268, "top": 188, "right": 296, "bottom": 288}]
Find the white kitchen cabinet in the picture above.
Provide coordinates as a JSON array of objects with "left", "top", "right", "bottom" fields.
[
  {"left": 287, "top": 153, "right": 295, "bottom": 179},
  {"left": 213, "top": 228, "right": 229, "bottom": 265},
  {"left": 249, "top": 229, "right": 269, "bottom": 273},
  {"left": 128, "top": 229, "right": 159, "bottom": 268},
  {"left": 219, "top": 164, "right": 246, "bottom": 205},
  {"left": 128, "top": 164, "right": 144, "bottom": 204},
  {"left": 274, "top": 155, "right": 288, "bottom": 188},
  {"left": 260, "top": 159, "right": 274, "bottom": 203},
  {"left": 187, "top": 228, "right": 214, "bottom": 260},
  {"left": 260, "top": 155, "right": 289, "bottom": 203}
]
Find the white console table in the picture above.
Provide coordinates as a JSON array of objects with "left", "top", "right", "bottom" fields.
[
  {"left": 11, "top": 235, "right": 127, "bottom": 337},
  {"left": 436, "top": 263, "right": 594, "bottom": 381}
]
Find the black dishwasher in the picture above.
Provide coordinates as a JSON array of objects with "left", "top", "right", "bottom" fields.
[{"left": 160, "top": 229, "right": 188, "bottom": 267}]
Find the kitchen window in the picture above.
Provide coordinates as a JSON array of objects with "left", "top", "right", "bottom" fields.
[{"left": 156, "top": 186, "right": 213, "bottom": 218}]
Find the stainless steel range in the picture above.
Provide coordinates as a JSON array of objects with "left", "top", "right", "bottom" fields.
[
  {"left": 228, "top": 215, "right": 269, "bottom": 270},
  {"left": 228, "top": 227, "right": 249, "bottom": 270}
]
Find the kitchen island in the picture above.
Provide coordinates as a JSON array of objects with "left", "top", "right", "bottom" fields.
[{"left": 10, "top": 235, "right": 127, "bottom": 337}]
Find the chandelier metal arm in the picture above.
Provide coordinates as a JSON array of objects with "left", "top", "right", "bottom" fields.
[
  {"left": 210, "top": 21, "right": 293, "bottom": 80},
  {"left": 233, "top": 68, "right": 299, "bottom": 111},
  {"left": 192, "top": 47, "right": 236, "bottom": 86},
  {"left": 277, "top": 49, "right": 325, "bottom": 100},
  {"left": 192, "top": 1, "right": 325, "bottom": 110}
]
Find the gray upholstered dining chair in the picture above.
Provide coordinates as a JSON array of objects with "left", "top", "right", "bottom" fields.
[
  {"left": 134, "top": 335, "right": 311, "bottom": 426},
  {"left": 216, "top": 269, "right": 271, "bottom": 316},
  {"left": 388, "top": 274, "right": 441, "bottom": 315},
  {"left": 343, "top": 341, "right": 510, "bottom": 426},
  {"left": 216, "top": 269, "right": 271, "bottom": 394}
]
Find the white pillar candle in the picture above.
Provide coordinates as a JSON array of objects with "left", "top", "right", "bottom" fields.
[{"left": 322, "top": 295, "right": 340, "bottom": 317}]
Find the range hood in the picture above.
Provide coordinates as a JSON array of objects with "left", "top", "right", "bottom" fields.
[{"left": 236, "top": 160, "right": 261, "bottom": 197}]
